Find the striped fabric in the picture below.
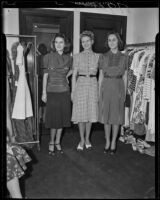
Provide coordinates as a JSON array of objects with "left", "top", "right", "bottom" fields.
[{"left": 43, "top": 51, "right": 72, "bottom": 93}]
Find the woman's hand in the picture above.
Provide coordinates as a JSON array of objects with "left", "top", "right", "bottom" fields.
[{"left": 42, "top": 92, "right": 47, "bottom": 103}]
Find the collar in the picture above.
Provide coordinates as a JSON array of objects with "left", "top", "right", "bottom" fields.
[
  {"left": 109, "top": 50, "right": 121, "bottom": 56},
  {"left": 83, "top": 49, "right": 93, "bottom": 54}
]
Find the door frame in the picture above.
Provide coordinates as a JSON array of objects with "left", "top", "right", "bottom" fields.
[
  {"left": 80, "top": 12, "right": 127, "bottom": 51},
  {"left": 19, "top": 8, "right": 73, "bottom": 43}
]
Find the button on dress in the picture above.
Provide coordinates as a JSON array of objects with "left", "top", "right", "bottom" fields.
[
  {"left": 71, "top": 50, "right": 100, "bottom": 124},
  {"left": 98, "top": 50, "right": 128, "bottom": 125}
]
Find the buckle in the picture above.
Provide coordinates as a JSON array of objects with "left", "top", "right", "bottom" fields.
[{"left": 86, "top": 74, "right": 90, "bottom": 78}]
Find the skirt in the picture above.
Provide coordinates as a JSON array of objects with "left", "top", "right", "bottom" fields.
[{"left": 45, "top": 91, "right": 71, "bottom": 129}]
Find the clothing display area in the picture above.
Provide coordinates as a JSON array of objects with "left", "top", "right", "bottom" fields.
[
  {"left": 120, "top": 42, "right": 155, "bottom": 156},
  {"left": 6, "top": 34, "right": 40, "bottom": 150},
  {"left": 4, "top": 7, "right": 158, "bottom": 198}
]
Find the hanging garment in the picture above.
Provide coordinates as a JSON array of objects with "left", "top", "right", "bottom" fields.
[
  {"left": 145, "top": 74, "right": 155, "bottom": 142},
  {"left": 12, "top": 44, "right": 33, "bottom": 119},
  {"left": 143, "top": 52, "right": 155, "bottom": 101},
  {"left": 130, "top": 51, "right": 150, "bottom": 123}
]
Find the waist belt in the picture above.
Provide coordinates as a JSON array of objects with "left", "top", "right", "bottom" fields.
[
  {"left": 104, "top": 74, "right": 122, "bottom": 79},
  {"left": 78, "top": 74, "right": 97, "bottom": 78}
]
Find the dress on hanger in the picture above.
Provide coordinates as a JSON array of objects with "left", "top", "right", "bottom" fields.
[{"left": 12, "top": 44, "right": 33, "bottom": 119}]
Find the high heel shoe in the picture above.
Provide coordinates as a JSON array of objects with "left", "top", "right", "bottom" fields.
[
  {"left": 48, "top": 143, "right": 55, "bottom": 156},
  {"left": 104, "top": 147, "right": 110, "bottom": 154},
  {"left": 77, "top": 143, "right": 84, "bottom": 151},
  {"left": 85, "top": 143, "right": 92, "bottom": 149},
  {"left": 55, "top": 143, "right": 63, "bottom": 154},
  {"left": 110, "top": 148, "right": 116, "bottom": 155}
]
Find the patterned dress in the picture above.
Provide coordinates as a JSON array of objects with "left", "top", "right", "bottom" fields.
[
  {"left": 7, "top": 143, "right": 31, "bottom": 182},
  {"left": 71, "top": 50, "right": 99, "bottom": 123},
  {"left": 98, "top": 50, "right": 128, "bottom": 125}
]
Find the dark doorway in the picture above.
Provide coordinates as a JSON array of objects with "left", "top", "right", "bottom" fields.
[
  {"left": 19, "top": 9, "right": 73, "bottom": 51},
  {"left": 80, "top": 12, "right": 127, "bottom": 53}
]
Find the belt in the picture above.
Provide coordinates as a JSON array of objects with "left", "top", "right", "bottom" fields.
[
  {"left": 104, "top": 74, "right": 122, "bottom": 79},
  {"left": 78, "top": 74, "right": 97, "bottom": 78}
]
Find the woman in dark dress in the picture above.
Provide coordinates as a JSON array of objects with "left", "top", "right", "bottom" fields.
[
  {"left": 42, "top": 33, "right": 72, "bottom": 155},
  {"left": 98, "top": 31, "right": 128, "bottom": 154}
]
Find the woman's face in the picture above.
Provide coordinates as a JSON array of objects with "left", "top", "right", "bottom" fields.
[
  {"left": 54, "top": 37, "right": 65, "bottom": 52},
  {"left": 108, "top": 34, "right": 118, "bottom": 50},
  {"left": 81, "top": 36, "right": 93, "bottom": 51}
]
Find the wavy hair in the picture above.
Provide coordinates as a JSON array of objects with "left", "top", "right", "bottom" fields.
[
  {"left": 105, "top": 31, "right": 124, "bottom": 51},
  {"left": 50, "top": 33, "right": 71, "bottom": 54},
  {"left": 80, "top": 30, "right": 94, "bottom": 41}
]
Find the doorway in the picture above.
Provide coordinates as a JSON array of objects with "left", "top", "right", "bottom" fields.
[
  {"left": 19, "top": 9, "right": 73, "bottom": 50},
  {"left": 80, "top": 12, "right": 127, "bottom": 53}
]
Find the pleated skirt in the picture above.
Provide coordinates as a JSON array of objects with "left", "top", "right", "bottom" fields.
[{"left": 45, "top": 91, "right": 71, "bottom": 129}]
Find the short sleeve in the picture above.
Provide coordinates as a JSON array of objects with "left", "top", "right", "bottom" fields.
[
  {"left": 72, "top": 54, "right": 79, "bottom": 70},
  {"left": 98, "top": 54, "right": 104, "bottom": 70},
  {"left": 43, "top": 54, "right": 49, "bottom": 74}
]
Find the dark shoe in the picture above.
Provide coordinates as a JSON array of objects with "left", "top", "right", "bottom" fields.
[
  {"left": 55, "top": 143, "right": 63, "bottom": 154},
  {"left": 104, "top": 147, "right": 110, "bottom": 154},
  {"left": 110, "top": 148, "right": 116, "bottom": 155},
  {"left": 48, "top": 143, "right": 55, "bottom": 156}
]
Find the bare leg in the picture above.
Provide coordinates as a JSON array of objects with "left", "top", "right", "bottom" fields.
[
  {"left": 50, "top": 129, "right": 57, "bottom": 144},
  {"left": 104, "top": 124, "right": 111, "bottom": 149},
  {"left": 55, "top": 128, "right": 63, "bottom": 150},
  {"left": 49, "top": 129, "right": 57, "bottom": 151},
  {"left": 78, "top": 122, "right": 85, "bottom": 147},
  {"left": 85, "top": 122, "right": 92, "bottom": 145},
  {"left": 7, "top": 177, "right": 22, "bottom": 198},
  {"left": 111, "top": 125, "right": 119, "bottom": 150}
]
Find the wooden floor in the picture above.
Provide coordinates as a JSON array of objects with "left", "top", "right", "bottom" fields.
[{"left": 20, "top": 126, "right": 155, "bottom": 199}]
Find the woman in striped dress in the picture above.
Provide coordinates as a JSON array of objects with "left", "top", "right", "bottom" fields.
[{"left": 71, "top": 31, "right": 99, "bottom": 151}]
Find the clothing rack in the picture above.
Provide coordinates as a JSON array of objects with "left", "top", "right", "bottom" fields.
[
  {"left": 123, "top": 41, "right": 155, "bottom": 142},
  {"left": 125, "top": 42, "right": 155, "bottom": 50},
  {"left": 5, "top": 34, "right": 40, "bottom": 150}
]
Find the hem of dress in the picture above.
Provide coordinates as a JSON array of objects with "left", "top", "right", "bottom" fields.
[{"left": 72, "top": 119, "right": 98, "bottom": 124}]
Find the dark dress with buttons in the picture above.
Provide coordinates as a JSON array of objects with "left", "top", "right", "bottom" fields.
[
  {"left": 43, "top": 51, "right": 72, "bottom": 128},
  {"left": 98, "top": 50, "right": 128, "bottom": 125}
]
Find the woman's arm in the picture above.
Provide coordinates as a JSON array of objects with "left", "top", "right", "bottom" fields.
[
  {"left": 71, "top": 67, "right": 78, "bottom": 101},
  {"left": 42, "top": 73, "right": 48, "bottom": 103},
  {"left": 66, "top": 70, "right": 73, "bottom": 83},
  {"left": 123, "top": 69, "right": 128, "bottom": 98},
  {"left": 98, "top": 69, "right": 104, "bottom": 96}
]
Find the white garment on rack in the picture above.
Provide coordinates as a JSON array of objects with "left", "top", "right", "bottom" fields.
[
  {"left": 143, "top": 52, "right": 155, "bottom": 101},
  {"left": 130, "top": 50, "right": 145, "bottom": 77},
  {"left": 124, "top": 107, "right": 130, "bottom": 126},
  {"left": 12, "top": 44, "right": 33, "bottom": 119},
  {"left": 145, "top": 79, "right": 155, "bottom": 142}
]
